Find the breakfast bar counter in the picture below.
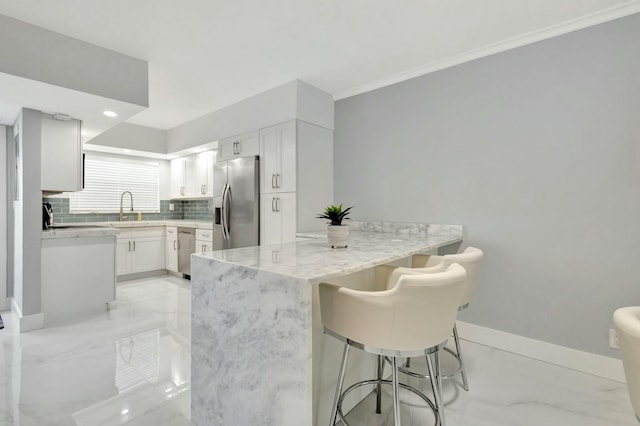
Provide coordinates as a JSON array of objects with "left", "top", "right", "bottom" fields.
[{"left": 191, "top": 222, "right": 463, "bottom": 426}]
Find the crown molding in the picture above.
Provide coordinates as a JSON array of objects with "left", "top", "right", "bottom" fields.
[{"left": 333, "top": 1, "right": 640, "bottom": 101}]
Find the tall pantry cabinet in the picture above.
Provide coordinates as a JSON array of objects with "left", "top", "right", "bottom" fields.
[{"left": 259, "top": 120, "right": 333, "bottom": 245}]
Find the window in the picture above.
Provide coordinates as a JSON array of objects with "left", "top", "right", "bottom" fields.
[{"left": 69, "top": 155, "right": 160, "bottom": 213}]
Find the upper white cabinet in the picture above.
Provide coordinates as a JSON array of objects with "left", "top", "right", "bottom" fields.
[
  {"left": 41, "top": 114, "right": 83, "bottom": 193},
  {"left": 218, "top": 131, "right": 259, "bottom": 162},
  {"left": 260, "top": 121, "right": 296, "bottom": 194},
  {"left": 170, "top": 157, "right": 186, "bottom": 198},
  {"left": 258, "top": 120, "right": 333, "bottom": 245},
  {"left": 170, "top": 150, "right": 216, "bottom": 199},
  {"left": 196, "top": 151, "right": 215, "bottom": 196}
]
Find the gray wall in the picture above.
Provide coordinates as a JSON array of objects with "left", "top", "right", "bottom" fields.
[
  {"left": 0, "top": 14, "right": 148, "bottom": 107},
  {"left": 334, "top": 13, "right": 640, "bottom": 357},
  {"left": 5, "top": 125, "right": 14, "bottom": 299},
  {"left": 0, "top": 125, "right": 6, "bottom": 308},
  {"left": 19, "top": 109, "right": 42, "bottom": 316}
]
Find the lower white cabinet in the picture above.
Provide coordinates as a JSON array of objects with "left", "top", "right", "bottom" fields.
[
  {"left": 195, "top": 228, "right": 214, "bottom": 253},
  {"left": 116, "top": 227, "right": 166, "bottom": 276},
  {"left": 260, "top": 192, "right": 297, "bottom": 246},
  {"left": 166, "top": 227, "right": 178, "bottom": 273}
]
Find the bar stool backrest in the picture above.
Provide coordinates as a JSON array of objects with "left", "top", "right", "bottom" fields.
[
  {"left": 320, "top": 264, "right": 466, "bottom": 352},
  {"left": 399, "top": 247, "right": 483, "bottom": 307},
  {"left": 614, "top": 306, "right": 640, "bottom": 421}
]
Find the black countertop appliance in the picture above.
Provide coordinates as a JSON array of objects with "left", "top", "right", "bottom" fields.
[{"left": 42, "top": 202, "right": 53, "bottom": 230}]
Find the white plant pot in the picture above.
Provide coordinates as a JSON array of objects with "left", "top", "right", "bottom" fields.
[{"left": 327, "top": 225, "right": 349, "bottom": 248}]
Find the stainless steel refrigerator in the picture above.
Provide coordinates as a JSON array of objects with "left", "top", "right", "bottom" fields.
[{"left": 213, "top": 155, "right": 260, "bottom": 250}]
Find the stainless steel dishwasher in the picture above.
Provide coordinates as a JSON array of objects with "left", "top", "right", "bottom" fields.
[{"left": 178, "top": 227, "right": 196, "bottom": 276}]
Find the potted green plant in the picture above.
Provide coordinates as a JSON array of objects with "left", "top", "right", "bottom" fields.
[{"left": 317, "top": 204, "right": 353, "bottom": 248}]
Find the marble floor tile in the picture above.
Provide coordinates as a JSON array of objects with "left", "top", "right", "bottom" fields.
[
  {"left": 0, "top": 275, "right": 635, "bottom": 425},
  {"left": 341, "top": 342, "right": 635, "bottom": 426},
  {"left": 0, "top": 275, "right": 191, "bottom": 426}
]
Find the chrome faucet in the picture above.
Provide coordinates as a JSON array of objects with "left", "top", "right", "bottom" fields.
[{"left": 120, "top": 191, "right": 134, "bottom": 221}]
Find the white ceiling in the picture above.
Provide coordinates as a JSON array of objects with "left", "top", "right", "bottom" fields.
[{"left": 1, "top": 0, "right": 639, "bottom": 131}]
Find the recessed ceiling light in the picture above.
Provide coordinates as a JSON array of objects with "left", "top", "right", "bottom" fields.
[
  {"left": 121, "top": 409, "right": 129, "bottom": 415},
  {"left": 103, "top": 110, "right": 118, "bottom": 118},
  {"left": 123, "top": 149, "right": 131, "bottom": 153}
]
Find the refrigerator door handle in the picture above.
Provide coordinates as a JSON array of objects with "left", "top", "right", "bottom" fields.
[
  {"left": 221, "top": 183, "right": 228, "bottom": 242},
  {"left": 222, "top": 183, "right": 231, "bottom": 245}
]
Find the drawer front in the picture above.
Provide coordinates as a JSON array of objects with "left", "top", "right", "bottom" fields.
[
  {"left": 129, "top": 227, "right": 166, "bottom": 238},
  {"left": 196, "top": 229, "right": 213, "bottom": 241}
]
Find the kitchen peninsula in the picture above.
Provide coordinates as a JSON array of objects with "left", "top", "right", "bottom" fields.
[{"left": 190, "top": 222, "right": 463, "bottom": 426}]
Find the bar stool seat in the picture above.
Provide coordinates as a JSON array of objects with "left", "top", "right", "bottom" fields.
[{"left": 320, "top": 263, "right": 466, "bottom": 426}]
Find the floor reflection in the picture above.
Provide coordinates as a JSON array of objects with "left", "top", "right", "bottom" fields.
[{"left": 0, "top": 275, "right": 191, "bottom": 426}]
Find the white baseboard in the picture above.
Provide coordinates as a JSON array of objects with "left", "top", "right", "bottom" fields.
[
  {"left": 456, "top": 321, "right": 625, "bottom": 383},
  {"left": 11, "top": 298, "right": 44, "bottom": 332}
]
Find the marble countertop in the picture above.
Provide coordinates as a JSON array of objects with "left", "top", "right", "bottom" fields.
[
  {"left": 107, "top": 219, "right": 212, "bottom": 229},
  {"left": 194, "top": 225, "right": 462, "bottom": 284},
  {"left": 41, "top": 225, "right": 121, "bottom": 240},
  {"left": 42, "top": 219, "right": 212, "bottom": 239}
]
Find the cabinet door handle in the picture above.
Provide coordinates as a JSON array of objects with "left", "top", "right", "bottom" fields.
[
  {"left": 271, "top": 197, "right": 275, "bottom": 212},
  {"left": 180, "top": 186, "right": 184, "bottom": 195},
  {"left": 271, "top": 174, "right": 275, "bottom": 189},
  {"left": 133, "top": 241, "right": 136, "bottom": 251},
  {"left": 128, "top": 241, "right": 131, "bottom": 252},
  {"left": 236, "top": 141, "right": 241, "bottom": 155},
  {"left": 177, "top": 240, "right": 180, "bottom": 250},
  {"left": 173, "top": 240, "right": 176, "bottom": 250},
  {"left": 276, "top": 197, "right": 280, "bottom": 212},
  {"left": 276, "top": 173, "right": 280, "bottom": 189}
]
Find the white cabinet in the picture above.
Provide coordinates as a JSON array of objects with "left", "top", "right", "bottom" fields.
[
  {"left": 260, "top": 192, "right": 297, "bottom": 246},
  {"left": 218, "top": 131, "right": 259, "bottom": 162},
  {"left": 260, "top": 121, "right": 296, "bottom": 194},
  {"left": 258, "top": 120, "right": 332, "bottom": 243},
  {"left": 41, "top": 114, "right": 83, "bottom": 193},
  {"left": 166, "top": 227, "right": 178, "bottom": 273},
  {"left": 170, "top": 151, "right": 215, "bottom": 199},
  {"left": 196, "top": 151, "right": 215, "bottom": 197},
  {"left": 116, "top": 227, "right": 166, "bottom": 276},
  {"left": 170, "top": 157, "right": 187, "bottom": 198},
  {"left": 195, "top": 228, "right": 214, "bottom": 253}
]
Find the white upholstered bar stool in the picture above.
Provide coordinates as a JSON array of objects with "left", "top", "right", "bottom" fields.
[
  {"left": 613, "top": 307, "right": 640, "bottom": 423},
  {"left": 320, "top": 264, "right": 466, "bottom": 426},
  {"left": 379, "top": 246, "right": 483, "bottom": 391}
]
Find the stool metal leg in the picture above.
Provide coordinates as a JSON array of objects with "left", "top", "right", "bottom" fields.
[
  {"left": 391, "top": 356, "right": 402, "bottom": 426},
  {"left": 376, "top": 354, "right": 384, "bottom": 414},
  {"left": 426, "top": 351, "right": 445, "bottom": 426},
  {"left": 330, "top": 343, "right": 351, "bottom": 426},
  {"left": 452, "top": 323, "right": 469, "bottom": 391}
]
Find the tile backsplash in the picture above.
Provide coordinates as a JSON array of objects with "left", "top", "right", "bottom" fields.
[{"left": 43, "top": 197, "right": 213, "bottom": 223}]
